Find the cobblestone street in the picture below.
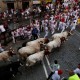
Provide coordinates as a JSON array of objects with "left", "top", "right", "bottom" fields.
[
  {"left": 0, "top": 0, "right": 80, "bottom": 79},
  {"left": 0, "top": 30, "right": 79, "bottom": 80}
]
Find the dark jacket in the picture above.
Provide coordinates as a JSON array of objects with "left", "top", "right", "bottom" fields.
[{"left": 32, "top": 27, "right": 38, "bottom": 35}]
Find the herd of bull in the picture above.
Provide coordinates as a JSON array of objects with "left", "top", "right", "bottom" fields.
[{"left": 0, "top": 31, "right": 71, "bottom": 80}]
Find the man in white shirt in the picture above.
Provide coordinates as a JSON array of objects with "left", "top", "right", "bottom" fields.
[
  {"left": 58, "top": 21, "right": 63, "bottom": 31},
  {"left": 47, "top": 60, "right": 61, "bottom": 80},
  {"left": 44, "top": 26, "right": 48, "bottom": 38},
  {"left": 51, "top": 71, "right": 60, "bottom": 80},
  {"left": 41, "top": 19, "right": 45, "bottom": 31},
  {"left": 0, "top": 24, "right": 6, "bottom": 32},
  {"left": 70, "top": 22, "right": 76, "bottom": 34},
  {"left": 47, "top": 70, "right": 63, "bottom": 80},
  {"left": 74, "top": 64, "right": 80, "bottom": 77},
  {"left": 51, "top": 60, "right": 60, "bottom": 72},
  {"left": 50, "top": 19, "right": 55, "bottom": 34},
  {"left": 61, "top": 22, "right": 66, "bottom": 32}
]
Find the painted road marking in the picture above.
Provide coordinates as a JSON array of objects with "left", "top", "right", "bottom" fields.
[
  {"left": 45, "top": 55, "right": 53, "bottom": 71},
  {"left": 42, "top": 60, "right": 48, "bottom": 78}
]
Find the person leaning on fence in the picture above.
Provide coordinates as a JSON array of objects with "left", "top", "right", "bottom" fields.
[{"left": 47, "top": 60, "right": 60, "bottom": 80}]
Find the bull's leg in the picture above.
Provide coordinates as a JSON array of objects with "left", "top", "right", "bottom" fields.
[
  {"left": 49, "top": 47, "right": 52, "bottom": 52},
  {"left": 29, "top": 60, "right": 36, "bottom": 66}
]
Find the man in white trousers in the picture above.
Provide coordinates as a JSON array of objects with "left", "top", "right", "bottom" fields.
[
  {"left": 44, "top": 26, "right": 49, "bottom": 38},
  {"left": 61, "top": 22, "right": 66, "bottom": 33},
  {"left": 70, "top": 22, "right": 76, "bottom": 34},
  {"left": 58, "top": 21, "right": 63, "bottom": 31},
  {"left": 50, "top": 19, "right": 55, "bottom": 35}
]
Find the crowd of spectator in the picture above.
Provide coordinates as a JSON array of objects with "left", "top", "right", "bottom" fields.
[
  {"left": 0, "top": 0, "right": 80, "bottom": 80},
  {"left": 47, "top": 60, "right": 80, "bottom": 80},
  {"left": 0, "top": 0, "right": 80, "bottom": 50}
]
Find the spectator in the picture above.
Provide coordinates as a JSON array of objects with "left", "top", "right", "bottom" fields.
[
  {"left": 44, "top": 26, "right": 49, "bottom": 38},
  {"left": 47, "top": 69, "right": 63, "bottom": 80},
  {"left": 14, "top": 29, "right": 19, "bottom": 42},
  {"left": 51, "top": 60, "right": 60, "bottom": 72},
  {"left": 0, "top": 22, "right": 6, "bottom": 32},
  {"left": 0, "top": 22, "right": 7, "bottom": 46},
  {"left": 68, "top": 70, "right": 80, "bottom": 80},
  {"left": 47, "top": 60, "right": 60, "bottom": 80},
  {"left": 74, "top": 64, "right": 80, "bottom": 77},
  {"left": 32, "top": 26, "right": 38, "bottom": 40},
  {"left": 3, "top": 20, "right": 9, "bottom": 31},
  {"left": 70, "top": 22, "right": 76, "bottom": 35}
]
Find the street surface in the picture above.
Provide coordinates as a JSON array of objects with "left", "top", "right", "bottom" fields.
[{"left": 0, "top": 29, "right": 79, "bottom": 80}]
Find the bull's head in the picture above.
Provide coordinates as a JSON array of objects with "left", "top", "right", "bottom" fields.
[
  {"left": 60, "top": 37, "right": 66, "bottom": 43},
  {"left": 39, "top": 41, "right": 46, "bottom": 51},
  {"left": 44, "top": 46, "right": 50, "bottom": 55},
  {"left": 44, "top": 38, "right": 49, "bottom": 43},
  {"left": 8, "top": 47, "right": 16, "bottom": 56}
]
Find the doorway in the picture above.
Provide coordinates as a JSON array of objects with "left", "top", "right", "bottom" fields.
[
  {"left": 22, "top": 2, "right": 29, "bottom": 10},
  {"left": 7, "top": 3, "right": 14, "bottom": 9}
]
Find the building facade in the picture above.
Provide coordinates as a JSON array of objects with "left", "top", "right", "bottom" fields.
[
  {"left": 0, "top": 0, "right": 32, "bottom": 11},
  {"left": 0, "top": 0, "right": 52, "bottom": 11}
]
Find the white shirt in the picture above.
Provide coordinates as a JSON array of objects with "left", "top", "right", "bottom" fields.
[
  {"left": 42, "top": 20, "right": 45, "bottom": 26},
  {"left": 0, "top": 25, "right": 6, "bottom": 32},
  {"left": 50, "top": 3, "right": 53, "bottom": 9},
  {"left": 45, "top": 19, "right": 48, "bottom": 23},
  {"left": 11, "top": 31, "right": 15, "bottom": 37},
  {"left": 51, "top": 64, "right": 60, "bottom": 72},
  {"left": 59, "top": 22, "right": 63, "bottom": 28},
  {"left": 52, "top": 71, "right": 60, "bottom": 80},
  {"left": 74, "top": 68, "right": 80, "bottom": 74},
  {"left": 74, "top": 19, "right": 77, "bottom": 25},
  {"left": 45, "top": 27, "right": 48, "bottom": 32},
  {"left": 50, "top": 15, "right": 54, "bottom": 21},
  {"left": 63, "top": 2, "right": 68, "bottom": 7}
]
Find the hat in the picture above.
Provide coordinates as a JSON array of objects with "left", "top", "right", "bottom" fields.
[{"left": 58, "top": 70, "right": 63, "bottom": 75}]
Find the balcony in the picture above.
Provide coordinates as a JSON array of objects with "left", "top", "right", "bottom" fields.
[{"left": 3, "top": 0, "right": 15, "bottom": 1}]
